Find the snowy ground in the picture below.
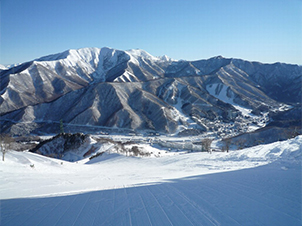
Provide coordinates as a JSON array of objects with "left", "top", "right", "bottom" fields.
[{"left": 0, "top": 136, "right": 301, "bottom": 225}]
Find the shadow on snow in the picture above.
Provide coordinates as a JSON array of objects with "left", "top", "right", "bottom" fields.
[{"left": 1, "top": 162, "right": 301, "bottom": 226}]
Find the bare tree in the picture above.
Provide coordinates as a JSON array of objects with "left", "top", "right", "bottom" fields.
[
  {"left": 201, "top": 138, "right": 213, "bottom": 152},
  {"left": 0, "top": 134, "right": 14, "bottom": 161},
  {"left": 284, "top": 127, "right": 300, "bottom": 139},
  {"left": 222, "top": 139, "right": 231, "bottom": 153},
  {"left": 236, "top": 138, "right": 246, "bottom": 150}
]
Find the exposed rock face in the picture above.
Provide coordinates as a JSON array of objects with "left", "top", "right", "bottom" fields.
[{"left": 1, "top": 47, "right": 301, "bottom": 137}]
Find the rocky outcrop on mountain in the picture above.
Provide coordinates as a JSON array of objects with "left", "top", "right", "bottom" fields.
[{"left": 1, "top": 47, "right": 301, "bottom": 137}]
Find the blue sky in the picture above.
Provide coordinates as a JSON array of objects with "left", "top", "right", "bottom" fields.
[{"left": 1, "top": 0, "right": 301, "bottom": 65}]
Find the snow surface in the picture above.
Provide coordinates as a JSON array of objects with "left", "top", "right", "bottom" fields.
[
  {"left": 0, "top": 136, "right": 301, "bottom": 225},
  {"left": 207, "top": 83, "right": 252, "bottom": 116}
]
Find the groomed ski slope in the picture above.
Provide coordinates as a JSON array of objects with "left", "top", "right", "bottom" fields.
[{"left": 1, "top": 136, "right": 301, "bottom": 225}]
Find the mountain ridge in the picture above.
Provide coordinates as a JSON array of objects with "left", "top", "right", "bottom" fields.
[{"left": 1, "top": 47, "right": 301, "bottom": 137}]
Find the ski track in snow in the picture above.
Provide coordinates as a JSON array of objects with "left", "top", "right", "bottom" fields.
[
  {"left": 1, "top": 163, "right": 300, "bottom": 226},
  {"left": 0, "top": 136, "right": 301, "bottom": 225}
]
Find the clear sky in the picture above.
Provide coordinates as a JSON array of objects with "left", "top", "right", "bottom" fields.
[{"left": 1, "top": 0, "right": 301, "bottom": 65}]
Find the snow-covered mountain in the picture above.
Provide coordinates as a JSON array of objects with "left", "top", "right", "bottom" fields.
[
  {"left": 0, "top": 64, "right": 8, "bottom": 70},
  {"left": 1, "top": 47, "right": 301, "bottom": 138}
]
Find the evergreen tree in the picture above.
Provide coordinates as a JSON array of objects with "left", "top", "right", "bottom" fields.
[{"left": 60, "top": 119, "right": 64, "bottom": 134}]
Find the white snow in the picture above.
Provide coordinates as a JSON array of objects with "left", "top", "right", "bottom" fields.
[
  {"left": 0, "top": 63, "right": 23, "bottom": 70},
  {"left": 0, "top": 136, "right": 301, "bottom": 225},
  {"left": 0, "top": 64, "right": 7, "bottom": 70},
  {"left": 126, "top": 49, "right": 160, "bottom": 63},
  {"left": 158, "top": 54, "right": 175, "bottom": 62},
  {"left": 207, "top": 83, "right": 253, "bottom": 116},
  {"left": 126, "top": 49, "right": 176, "bottom": 66}
]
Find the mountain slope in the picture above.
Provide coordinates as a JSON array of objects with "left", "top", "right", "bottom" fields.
[
  {"left": 1, "top": 136, "right": 301, "bottom": 225},
  {"left": 1, "top": 47, "right": 301, "bottom": 136}
]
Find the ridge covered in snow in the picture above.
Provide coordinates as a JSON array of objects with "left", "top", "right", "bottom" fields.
[{"left": 0, "top": 47, "right": 301, "bottom": 139}]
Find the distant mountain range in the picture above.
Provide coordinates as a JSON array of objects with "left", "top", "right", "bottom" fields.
[{"left": 1, "top": 47, "right": 301, "bottom": 138}]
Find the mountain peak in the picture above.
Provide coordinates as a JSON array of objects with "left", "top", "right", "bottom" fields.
[
  {"left": 1, "top": 47, "right": 301, "bottom": 137},
  {"left": 35, "top": 47, "right": 107, "bottom": 63},
  {"left": 213, "top": 55, "right": 225, "bottom": 60},
  {"left": 158, "top": 55, "right": 175, "bottom": 62},
  {"left": 0, "top": 64, "right": 8, "bottom": 70},
  {"left": 125, "top": 49, "right": 159, "bottom": 61}
]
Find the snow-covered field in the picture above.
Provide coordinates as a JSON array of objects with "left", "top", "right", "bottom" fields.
[{"left": 1, "top": 136, "right": 301, "bottom": 225}]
